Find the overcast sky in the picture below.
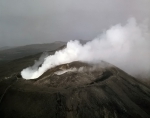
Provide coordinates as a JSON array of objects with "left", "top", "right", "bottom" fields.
[{"left": 0, "top": 0, "right": 150, "bottom": 47}]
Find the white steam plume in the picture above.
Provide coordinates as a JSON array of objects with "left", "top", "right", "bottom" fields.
[
  {"left": 54, "top": 68, "right": 78, "bottom": 75},
  {"left": 21, "top": 18, "right": 150, "bottom": 79}
]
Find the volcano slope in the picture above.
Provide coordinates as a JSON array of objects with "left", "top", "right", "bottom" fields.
[{"left": 0, "top": 61, "right": 150, "bottom": 118}]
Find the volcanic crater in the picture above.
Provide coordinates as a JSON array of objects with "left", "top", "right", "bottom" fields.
[{"left": 1, "top": 61, "right": 150, "bottom": 118}]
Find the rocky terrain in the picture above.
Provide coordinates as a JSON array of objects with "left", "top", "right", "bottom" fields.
[{"left": 0, "top": 57, "right": 150, "bottom": 118}]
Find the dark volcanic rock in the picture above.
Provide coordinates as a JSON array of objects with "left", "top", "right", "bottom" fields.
[{"left": 0, "top": 61, "right": 150, "bottom": 118}]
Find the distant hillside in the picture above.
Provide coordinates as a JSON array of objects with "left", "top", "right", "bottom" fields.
[
  {"left": 0, "top": 41, "right": 66, "bottom": 65},
  {"left": 0, "top": 46, "right": 13, "bottom": 51}
]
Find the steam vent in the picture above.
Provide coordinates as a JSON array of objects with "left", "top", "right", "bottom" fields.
[{"left": 0, "top": 61, "right": 150, "bottom": 118}]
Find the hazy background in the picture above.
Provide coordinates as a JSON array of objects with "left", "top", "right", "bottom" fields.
[{"left": 0, "top": 0, "right": 150, "bottom": 47}]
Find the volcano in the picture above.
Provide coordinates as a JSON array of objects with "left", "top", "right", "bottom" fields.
[{"left": 0, "top": 60, "right": 150, "bottom": 118}]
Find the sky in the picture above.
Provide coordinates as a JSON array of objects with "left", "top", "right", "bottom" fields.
[{"left": 0, "top": 0, "right": 150, "bottom": 47}]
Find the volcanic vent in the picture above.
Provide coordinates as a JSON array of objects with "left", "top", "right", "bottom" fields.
[{"left": 32, "top": 61, "right": 113, "bottom": 88}]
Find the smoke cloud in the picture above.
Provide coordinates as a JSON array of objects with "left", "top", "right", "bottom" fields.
[
  {"left": 21, "top": 18, "right": 150, "bottom": 79},
  {"left": 21, "top": 52, "right": 48, "bottom": 79}
]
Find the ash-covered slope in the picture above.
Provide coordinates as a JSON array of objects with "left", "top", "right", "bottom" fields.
[{"left": 0, "top": 61, "right": 150, "bottom": 118}]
